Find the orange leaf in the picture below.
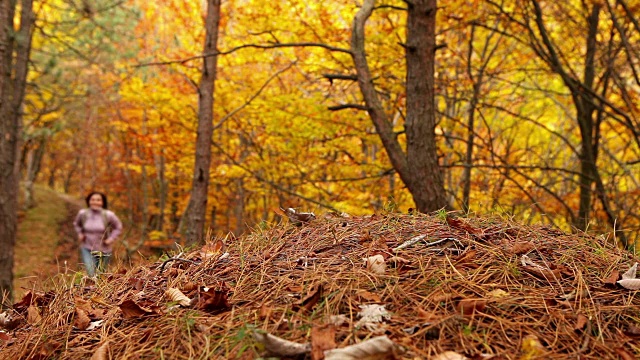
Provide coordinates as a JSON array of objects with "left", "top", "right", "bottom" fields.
[
  {"left": 574, "top": 314, "right": 588, "bottom": 332},
  {"left": 615, "top": 347, "right": 636, "bottom": 360},
  {"left": 200, "top": 239, "right": 227, "bottom": 259},
  {"left": 454, "top": 250, "right": 477, "bottom": 266},
  {"left": 74, "top": 308, "right": 91, "bottom": 330},
  {"left": 511, "top": 242, "right": 535, "bottom": 255},
  {"left": 259, "top": 303, "right": 273, "bottom": 320},
  {"left": 127, "top": 277, "right": 145, "bottom": 291},
  {"left": 522, "top": 266, "right": 562, "bottom": 280},
  {"left": 294, "top": 283, "right": 323, "bottom": 313},
  {"left": 603, "top": 270, "right": 620, "bottom": 286},
  {"left": 624, "top": 325, "right": 640, "bottom": 338},
  {"left": 356, "top": 290, "right": 381, "bottom": 303},
  {"left": 456, "top": 299, "right": 486, "bottom": 316},
  {"left": 27, "top": 306, "right": 41, "bottom": 324},
  {"left": 446, "top": 217, "right": 480, "bottom": 235},
  {"left": 119, "top": 299, "right": 155, "bottom": 319},
  {"left": 311, "top": 324, "right": 336, "bottom": 360},
  {"left": 197, "top": 288, "right": 231, "bottom": 313},
  {"left": 91, "top": 341, "right": 109, "bottom": 360}
]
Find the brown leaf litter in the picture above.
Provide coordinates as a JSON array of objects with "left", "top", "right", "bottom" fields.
[{"left": 1, "top": 212, "right": 640, "bottom": 359}]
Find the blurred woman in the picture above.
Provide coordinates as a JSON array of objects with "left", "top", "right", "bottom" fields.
[{"left": 73, "top": 191, "right": 123, "bottom": 277}]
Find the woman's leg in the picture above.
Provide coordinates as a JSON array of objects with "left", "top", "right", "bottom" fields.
[{"left": 80, "top": 247, "right": 96, "bottom": 277}]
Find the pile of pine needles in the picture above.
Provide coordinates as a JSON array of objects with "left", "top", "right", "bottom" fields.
[{"left": 1, "top": 212, "right": 639, "bottom": 359}]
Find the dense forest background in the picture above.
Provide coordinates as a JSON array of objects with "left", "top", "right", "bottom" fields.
[{"left": 6, "top": 0, "right": 640, "bottom": 253}]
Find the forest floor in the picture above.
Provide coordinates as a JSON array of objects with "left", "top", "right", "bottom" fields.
[
  {"left": 3, "top": 196, "right": 640, "bottom": 359},
  {"left": 13, "top": 185, "right": 84, "bottom": 300}
]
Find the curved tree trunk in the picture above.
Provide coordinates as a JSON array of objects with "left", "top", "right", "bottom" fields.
[{"left": 351, "top": 0, "right": 448, "bottom": 213}]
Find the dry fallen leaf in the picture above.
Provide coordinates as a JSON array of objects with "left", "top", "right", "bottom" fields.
[
  {"left": 356, "top": 304, "right": 391, "bottom": 332},
  {"left": 27, "top": 306, "right": 41, "bottom": 324},
  {"left": 259, "top": 303, "right": 273, "bottom": 320},
  {"left": 446, "top": 216, "right": 480, "bottom": 234},
  {"left": 166, "top": 288, "right": 192, "bottom": 307},
  {"left": 356, "top": 290, "right": 382, "bottom": 303},
  {"left": 197, "top": 287, "right": 231, "bottom": 313},
  {"left": 200, "top": 239, "right": 227, "bottom": 259},
  {"left": 618, "top": 263, "right": 640, "bottom": 290},
  {"left": 511, "top": 242, "right": 535, "bottom": 255},
  {"left": 90, "top": 341, "right": 109, "bottom": 360},
  {"left": 431, "top": 290, "right": 454, "bottom": 303},
  {"left": 0, "top": 331, "right": 10, "bottom": 342},
  {"left": 311, "top": 324, "right": 336, "bottom": 360},
  {"left": 624, "top": 325, "right": 640, "bottom": 338},
  {"left": 622, "top": 263, "right": 638, "bottom": 280},
  {"left": 75, "top": 297, "right": 93, "bottom": 313},
  {"left": 574, "top": 314, "right": 588, "bottom": 332},
  {"left": 454, "top": 250, "right": 477, "bottom": 266},
  {"left": 0, "top": 311, "right": 21, "bottom": 331},
  {"left": 294, "top": 283, "right": 324, "bottom": 312},
  {"left": 74, "top": 308, "right": 91, "bottom": 330},
  {"left": 181, "top": 282, "right": 198, "bottom": 293},
  {"left": 617, "top": 279, "right": 640, "bottom": 290},
  {"left": 119, "top": 299, "right": 155, "bottom": 319},
  {"left": 522, "top": 266, "right": 562, "bottom": 281},
  {"left": 324, "top": 336, "right": 401, "bottom": 360},
  {"left": 253, "top": 330, "right": 311, "bottom": 357},
  {"left": 603, "top": 270, "right": 620, "bottom": 285},
  {"left": 614, "top": 347, "right": 636, "bottom": 360},
  {"left": 456, "top": 299, "right": 487, "bottom": 316},
  {"left": 364, "top": 255, "right": 386, "bottom": 275},
  {"left": 127, "top": 277, "right": 145, "bottom": 291},
  {"left": 13, "top": 291, "right": 54, "bottom": 314}
]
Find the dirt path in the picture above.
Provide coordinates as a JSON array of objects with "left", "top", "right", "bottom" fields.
[{"left": 14, "top": 187, "right": 83, "bottom": 298}]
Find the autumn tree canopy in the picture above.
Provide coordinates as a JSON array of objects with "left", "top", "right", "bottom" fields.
[{"left": 6, "top": 0, "right": 640, "bottom": 255}]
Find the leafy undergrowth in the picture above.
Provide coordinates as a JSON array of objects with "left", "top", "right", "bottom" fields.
[{"left": 1, "top": 212, "right": 640, "bottom": 359}]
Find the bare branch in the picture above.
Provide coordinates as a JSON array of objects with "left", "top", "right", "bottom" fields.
[
  {"left": 323, "top": 73, "right": 358, "bottom": 81},
  {"left": 133, "top": 42, "right": 351, "bottom": 68},
  {"left": 327, "top": 104, "right": 368, "bottom": 111}
]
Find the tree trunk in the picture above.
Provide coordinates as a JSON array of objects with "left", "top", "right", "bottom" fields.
[
  {"left": 0, "top": 0, "right": 34, "bottom": 303},
  {"left": 351, "top": 0, "right": 447, "bottom": 213},
  {"left": 404, "top": 0, "right": 448, "bottom": 212},
  {"left": 183, "top": 0, "right": 221, "bottom": 246},
  {"left": 573, "top": 3, "right": 600, "bottom": 232},
  {"left": 154, "top": 149, "right": 166, "bottom": 232},
  {"left": 23, "top": 137, "right": 46, "bottom": 209}
]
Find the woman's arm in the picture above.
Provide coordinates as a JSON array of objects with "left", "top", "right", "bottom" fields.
[
  {"left": 74, "top": 210, "right": 85, "bottom": 242},
  {"left": 104, "top": 211, "right": 123, "bottom": 245}
]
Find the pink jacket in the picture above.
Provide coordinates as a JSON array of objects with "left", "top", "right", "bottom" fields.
[{"left": 73, "top": 208, "right": 123, "bottom": 253}]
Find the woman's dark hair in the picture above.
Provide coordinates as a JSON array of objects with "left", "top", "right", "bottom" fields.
[{"left": 85, "top": 192, "right": 108, "bottom": 209}]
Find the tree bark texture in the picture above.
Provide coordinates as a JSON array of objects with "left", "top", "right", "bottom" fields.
[
  {"left": 183, "top": 0, "right": 221, "bottom": 245},
  {"left": 0, "top": 0, "right": 34, "bottom": 303},
  {"left": 351, "top": 0, "right": 448, "bottom": 213}
]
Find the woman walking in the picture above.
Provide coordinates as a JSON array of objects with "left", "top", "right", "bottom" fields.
[{"left": 73, "top": 191, "right": 123, "bottom": 277}]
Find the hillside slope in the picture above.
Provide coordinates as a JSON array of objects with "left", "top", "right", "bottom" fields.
[{"left": 1, "top": 212, "right": 639, "bottom": 359}]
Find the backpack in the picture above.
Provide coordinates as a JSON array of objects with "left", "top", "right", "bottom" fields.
[{"left": 80, "top": 208, "right": 111, "bottom": 237}]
